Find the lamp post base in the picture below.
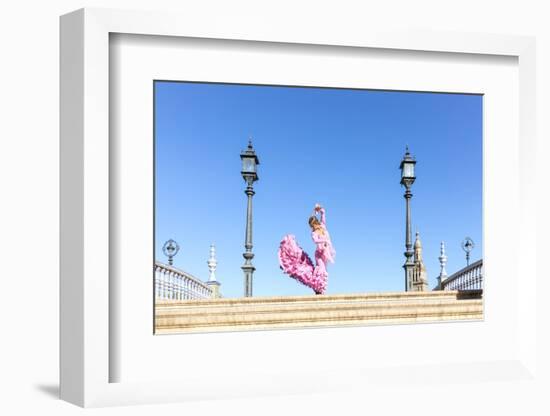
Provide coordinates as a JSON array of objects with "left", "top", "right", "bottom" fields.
[{"left": 242, "top": 264, "right": 255, "bottom": 297}]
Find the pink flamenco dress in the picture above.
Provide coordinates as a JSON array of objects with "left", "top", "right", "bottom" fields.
[{"left": 278, "top": 208, "right": 336, "bottom": 295}]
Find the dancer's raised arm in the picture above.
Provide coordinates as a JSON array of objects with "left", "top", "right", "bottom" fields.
[
  {"left": 319, "top": 207, "right": 326, "bottom": 226},
  {"left": 314, "top": 204, "right": 326, "bottom": 226}
]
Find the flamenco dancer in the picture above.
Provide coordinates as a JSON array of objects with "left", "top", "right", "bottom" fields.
[{"left": 278, "top": 204, "right": 336, "bottom": 295}]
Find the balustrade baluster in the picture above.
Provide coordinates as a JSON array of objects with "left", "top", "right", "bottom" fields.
[
  {"left": 160, "top": 269, "right": 166, "bottom": 299},
  {"left": 155, "top": 267, "right": 162, "bottom": 299},
  {"left": 158, "top": 268, "right": 163, "bottom": 298},
  {"left": 158, "top": 269, "right": 163, "bottom": 299},
  {"left": 154, "top": 267, "right": 159, "bottom": 299},
  {"left": 477, "top": 267, "right": 482, "bottom": 289},
  {"left": 170, "top": 272, "right": 175, "bottom": 299},
  {"left": 173, "top": 272, "right": 177, "bottom": 299},
  {"left": 165, "top": 270, "right": 170, "bottom": 299}
]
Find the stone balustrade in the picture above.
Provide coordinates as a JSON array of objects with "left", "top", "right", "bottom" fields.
[
  {"left": 155, "top": 290, "right": 483, "bottom": 334},
  {"left": 441, "top": 260, "right": 483, "bottom": 291},
  {"left": 155, "top": 261, "right": 214, "bottom": 300}
]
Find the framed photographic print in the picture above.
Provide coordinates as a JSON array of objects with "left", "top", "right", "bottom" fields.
[
  {"left": 152, "top": 80, "right": 484, "bottom": 335},
  {"left": 60, "top": 7, "right": 539, "bottom": 408}
]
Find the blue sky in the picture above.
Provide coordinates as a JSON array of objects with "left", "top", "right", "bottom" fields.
[{"left": 154, "top": 81, "right": 482, "bottom": 298}]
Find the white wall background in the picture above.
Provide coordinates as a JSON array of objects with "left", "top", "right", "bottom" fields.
[{"left": 1, "top": 1, "right": 548, "bottom": 414}]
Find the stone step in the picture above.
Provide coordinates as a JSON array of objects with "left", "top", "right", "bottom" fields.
[{"left": 155, "top": 291, "right": 483, "bottom": 334}]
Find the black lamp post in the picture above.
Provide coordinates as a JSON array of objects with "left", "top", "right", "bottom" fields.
[
  {"left": 400, "top": 146, "right": 416, "bottom": 291},
  {"left": 240, "top": 140, "right": 260, "bottom": 297}
]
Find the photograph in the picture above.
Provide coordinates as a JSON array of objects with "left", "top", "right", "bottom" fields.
[{"left": 153, "top": 80, "right": 483, "bottom": 333}]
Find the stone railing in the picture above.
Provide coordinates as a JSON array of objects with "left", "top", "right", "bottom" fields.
[
  {"left": 441, "top": 259, "right": 483, "bottom": 291},
  {"left": 155, "top": 261, "right": 214, "bottom": 300}
]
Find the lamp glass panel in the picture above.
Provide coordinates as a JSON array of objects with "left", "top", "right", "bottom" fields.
[
  {"left": 242, "top": 157, "right": 256, "bottom": 173},
  {"left": 402, "top": 162, "right": 414, "bottom": 178}
]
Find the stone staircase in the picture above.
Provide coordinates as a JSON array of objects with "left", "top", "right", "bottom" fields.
[{"left": 155, "top": 290, "right": 483, "bottom": 334}]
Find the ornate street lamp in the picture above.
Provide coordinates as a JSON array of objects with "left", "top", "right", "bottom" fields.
[
  {"left": 400, "top": 146, "right": 416, "bottom": 291},
  {"left": 462, "top": 237, "right": 475, "bottom": 266},
  {"left": 162, "top": 239, "right": 180, "bottom": 266},
  {"left": 240, "top": 139, "right": 260, "bottom": 297}
]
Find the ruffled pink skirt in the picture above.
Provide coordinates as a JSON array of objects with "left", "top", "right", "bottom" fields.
[{"left": 278, "top": 234, "right": 327, "bottom": 295}]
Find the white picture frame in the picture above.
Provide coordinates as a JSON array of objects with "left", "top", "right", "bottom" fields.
[{"left": 60, "top": 7, "right": 539, "bottom": 408}]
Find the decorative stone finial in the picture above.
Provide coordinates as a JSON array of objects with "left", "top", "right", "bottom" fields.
[
  {"left": 411, "top": 230, "right": 428, "bottom": 291},
  {"left": 414, "top": 231, "right": 422, "bottom": 249},
  {"left": 437, "top": 241, "right": 448, "bottom": 290},
  {"left": 207, "top": 244, "right": 218, "bottom": 282},
  {"left": 414, "top": 231, "right": 423, "bottom": 261}
]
